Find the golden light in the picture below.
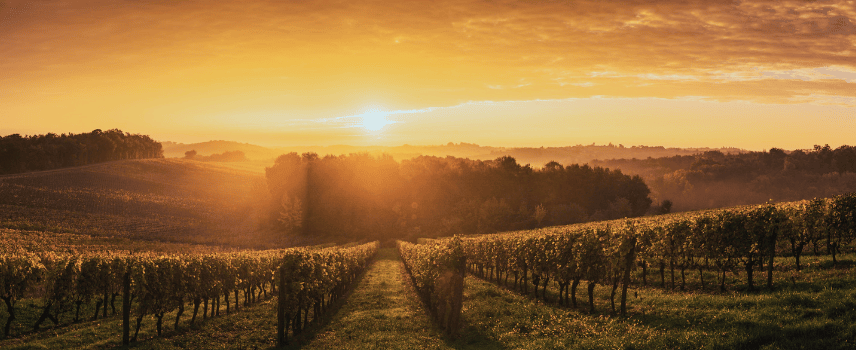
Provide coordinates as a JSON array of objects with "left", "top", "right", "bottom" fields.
[
  {"left": 1, "top": 0, "right": 854, "bottom": 149},
  {"left": 358, "top": 110, "right": 396, "bottom": 132}
]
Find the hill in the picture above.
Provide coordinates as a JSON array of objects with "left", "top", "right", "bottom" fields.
[
  {"left": 594, "top": 145, "right": 856, "bottom": 212},
  {"left": 161, "top": 140, "right": 280, "bottom": 161},
  {"left": 160, "top": 140, "right": 744, "bottom": 166},
  {"left": 0, "top": 159, "right": 290, "bottom": 249}
]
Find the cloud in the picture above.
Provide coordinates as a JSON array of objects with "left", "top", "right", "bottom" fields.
[
  {"left": 2, "top": 0, "right": 855, "bottom": 118},
  {"left": 815, "top": 66, "right": 856, "bottom": 83}
]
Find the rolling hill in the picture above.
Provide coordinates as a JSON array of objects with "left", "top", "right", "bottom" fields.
[
  {"left": 161, "top": 140, "right": 744, "bottom": 166},
  {"left": 0, "top": 159, "right": 286, "bottom": 249}
]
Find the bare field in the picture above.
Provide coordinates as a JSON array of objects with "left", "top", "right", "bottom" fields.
[{"left": 0, "top": 159, "right": 280, "bottom": 249}]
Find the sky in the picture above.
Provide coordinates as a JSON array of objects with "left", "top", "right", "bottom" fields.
[{"left": 2, "top": 0, "right": 855, "bottom": 150}]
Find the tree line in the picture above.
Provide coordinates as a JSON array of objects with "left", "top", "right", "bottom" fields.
[
  {"left": 265, "top": 153, "right": 652, "bottom": 241},
  {"left": 595, "top": 144, "right": 856, "bottom": 212},
  {"left": 182, "top": 150, "right": 249, "bottom": 162},
  {"left": 0, "top": 129, "right": 163, "bottom": 174}
]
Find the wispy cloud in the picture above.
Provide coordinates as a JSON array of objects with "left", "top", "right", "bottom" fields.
[
  {"left": 759, "top": 67, "right": 856, "bottom": 83},
  {"left": 559, "top": 82, "right": 595, "bottom": 87},
  {"left": 2, "top": 0, "right": 855, "bottom": 138}
]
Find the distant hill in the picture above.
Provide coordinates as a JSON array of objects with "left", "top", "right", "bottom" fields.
[
  {"left": 594, "top": 145, "right": 856, "bottom": 212},
  {"left": 0, "top": 159, "right": 293, "bottom": 249},
  {"left": 479, "top": 144, "right": 746, "bottom": 168},
  {"left": 161, "top": 140, "right": 279, "bottom": 160},
  {"left": 160, "top": 140, "right": 745, "bottom": 167}
]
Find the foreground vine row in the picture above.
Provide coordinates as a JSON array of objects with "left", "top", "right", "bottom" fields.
[
  {"left": 0, "top": 241, "right": 378, "bottom": 345},
  {"left": 275, "top": 242, "right": 377, "bottom": 345},
  {"left": 443, "top": 193, "right": 856, "bottom": 315},
  {"left": 397, "top": 239, "right": 466, "bottom": 335}
]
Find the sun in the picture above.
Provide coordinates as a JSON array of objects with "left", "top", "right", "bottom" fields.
[{"left": 359, "top": 110, "right": 396, "bottom": 132}]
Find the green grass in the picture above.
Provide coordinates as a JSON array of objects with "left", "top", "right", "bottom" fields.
[
  {"left": 454, "top": 276, "right": 856, "bottom": 349},
  {"left": 3, "top": 250, "right": 855, "bottom": 349},
  {"left": 455, "top": 253, "right": 856, "bottom": 349},
  {"left": 0, "top": 293, "right": 279, "bottom": 349},
  {"left": 0, "top": 248, "right": 445, "bottom": 349},
  {"left": 131, "top": 298, "right": 279, "bottom": 350},
  {"left": 300, "top": 248, "right": 452, "bottom": 350}
]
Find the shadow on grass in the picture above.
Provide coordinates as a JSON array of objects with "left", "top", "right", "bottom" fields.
[
  {"left": 119, "top": 252, "right": 382, "bottom": 349},
  {"left": 467, "top": 252, "right": 856, "bottom": 314},
  {"left": 629, "top": 310, "right": 849, "bottom": 350},
  {"left": 465, "top": 272, "right": 625, "bottom": 319},
  {"left": 373, "top": 247, "right": 401, "bottom": 261},
  {"left": 275, "top": 253, "right": 378, "bottom": 350},
  {"left": 818, "top": 257, "right": 855, "bottom": 269},
  {"left": 447, "top": 318, "right": 508, "bottom": 350},
  {"left": 390, "top": 248, "right": 507, "bottom": 350},
  {"left": 0, "top": 297, "right": 128, "bottom": 346},
  {"left": 118, "top": 295, "right": 280, "bottom": 350}
]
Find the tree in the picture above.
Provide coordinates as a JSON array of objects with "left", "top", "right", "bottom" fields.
[
  {"left": 184, "top": 150, "right": 197, "bottom": 159},
  {"left": 533, "top": 204, "right": 547, "bottom": 227},
  {"left": 278, "top": 195, "right": 304, "bottom": 233},
  {"left": 0, "top": 130, "right": 162, "bottom": 174},
  {"left": 659, "top": 200, "right": 673, "bottom": 215},
  {"left": 264, "top": 154, "right": 653, "bottom": 241}
]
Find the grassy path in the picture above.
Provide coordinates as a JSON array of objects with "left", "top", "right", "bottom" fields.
[
  {"left": 0, "top": 248, "right": 450, "bottom": 350},
  {"left": 301, "top": 247, "right": 452, "bottom": 350},
  {"left": 7, "top": 249, "right": 852, "bottom": 349}
]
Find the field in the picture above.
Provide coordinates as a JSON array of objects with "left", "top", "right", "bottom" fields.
[
  {"left": 3, "top": 247, "right": 852, "bottom": 349},
  {"left": 0, "top": 159, "right": 284, "bottom": 248},
  {"left": 1, "top": 160, "right": 855, "bottom": 349}
]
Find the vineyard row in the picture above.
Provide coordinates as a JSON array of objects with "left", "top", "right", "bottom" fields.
[
  {"left": 0, "top": 241, "right": 378, "bottom": 345},
  {"left": 397, "top": 239, "right": 466, "bottom": 335},
  {"left": 442, "top": 193, "right": 856, "bottom": 315}
]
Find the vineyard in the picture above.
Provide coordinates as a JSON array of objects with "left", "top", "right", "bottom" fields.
[
  {"left": 447, "top": 193, "right": 856, "bottom": 315},
  {"left": 0, "top": 240, "right": 378, "bottom": 345},
  {"left": 397, "top": 238, "right": 466, "bottom": 335},
  {"left": 0, "top": 159, "right": 286, "bottom": 248},
  {"left": 1, "top": 166, "right": 855, "bottom": 349},
  {"left": 0, "top": 229, "right": 241, "bottom": 255}
]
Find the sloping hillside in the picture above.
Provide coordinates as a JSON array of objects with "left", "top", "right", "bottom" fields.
[
  {"left": 0, "top": 159, "right": 284, "bottom": 248},
  {"left": 161, "top": 140, "right": 282, "bottom": 160}
]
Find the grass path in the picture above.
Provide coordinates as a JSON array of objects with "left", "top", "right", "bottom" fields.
[
  {"left": 6, "top": 249, "right": 853, "bottom": 349},
  {"left": 301, "top": 247, "right": 453, "bottom": 350},
  {"left": 0, "top": 248, "right": 451, "bottom": 350}
]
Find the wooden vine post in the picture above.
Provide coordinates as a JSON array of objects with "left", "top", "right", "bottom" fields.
[
  {"left": 277, "top": 263, "right": 287, "bottom": 347},
  {"left": 121, "top": 269, "right": 131, "bottom": 345},
  {"left": 619, "top": 234, "right": 637, "bottom": 317}
]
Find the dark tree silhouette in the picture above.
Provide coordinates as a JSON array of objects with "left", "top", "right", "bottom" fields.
[
  {"left": 595, "top": 145, "right": 856, "bottom": 212},
  {"left": 264, "top": 153, "right": 652, "bottom": 241},
  {"left": 0, "top": 129, "right": 163, "bottom": 174}
]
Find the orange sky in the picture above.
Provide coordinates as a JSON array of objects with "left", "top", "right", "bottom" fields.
[{"left": 2, "top": 0, "right": 855, "bottom": 150}]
